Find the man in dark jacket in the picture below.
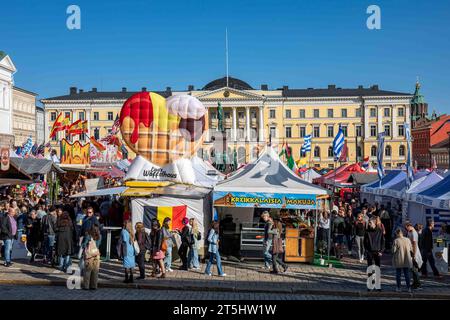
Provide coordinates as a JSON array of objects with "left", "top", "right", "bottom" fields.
[
  {"left": 41, "top": 206, "right": 57, "bottom": 265},
  {"left": 1, "top": 208, "right": 18, "bottom": 266},
  {"left": 364, "top": 218, "right": 385, "bottom": 267},
  {"left": 332, "top": 210, "right": 346, "bottom": 260},
  {"left": 421, "top": 220, "right": 441, "bottom": 278}
]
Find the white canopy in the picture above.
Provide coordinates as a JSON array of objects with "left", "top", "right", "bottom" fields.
[
  {"left": 214, "top": 147, "right": 329, "bottom": 196},
  {"left": 301, "top": 168, "right": 322, "bottom": 183}
]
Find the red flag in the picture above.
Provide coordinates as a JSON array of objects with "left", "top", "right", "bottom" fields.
[
  {"left": 338, "top": 141, "right": 348, "bottom": 162},
  {"left": 49, "top": 113, "right": 64, "bottom": 138}
]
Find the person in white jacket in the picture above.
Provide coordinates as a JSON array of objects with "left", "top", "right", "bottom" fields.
[{"left": 406, "top": 223, "right": 423, "bottom": 290}]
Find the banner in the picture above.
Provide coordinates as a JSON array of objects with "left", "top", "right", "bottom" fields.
[
  {"left": 213, "top": 191, "right": 317, "bottom": 209},
  {"left": 60, "top": 139, "right": 90, "bottom": 164}
]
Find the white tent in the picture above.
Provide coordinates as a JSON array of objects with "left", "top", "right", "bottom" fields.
[{"left": 301, "top": 169, "right": 322, "bottom": 183}]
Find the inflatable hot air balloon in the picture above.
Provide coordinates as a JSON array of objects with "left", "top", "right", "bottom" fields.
[{"left": 119, "top": 92, "right": 207, "bottom": 166}]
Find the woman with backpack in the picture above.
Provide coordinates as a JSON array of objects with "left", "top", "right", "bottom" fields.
[
  {"left": 82, "top": 225, "right": 101, "bottom": 290},
  {"left": 135, "top": 222, "right": 151, "bottom": 279},
  {"left": 119, "top": 220, "right": 136, "bottom": 283},
  {"left": 269, "top": 218, "right": 288, "bottom": 274},
  {"left": 188, "top": 218, "right": 201, "bottom": 270},
  {"left": 150, "top": 220, "right": 166, "bottom": 278}
]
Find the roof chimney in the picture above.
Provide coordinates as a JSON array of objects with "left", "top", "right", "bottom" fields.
[
  {"left": 261, "top": 84, "right": 268, "bottom": 90},
  {"left": 371, "top": 85, "right": 379, "bottom": 90},
  {"left": 91, "top": 87, "right": 97, "bottom": 92},
  {"left": 283, "top": 85, "right": 288, "bottom": 91},
  {"left": 188, "top": 85, "right": 194, "bottom": 91},
  {"left": 328, "top": 84, "right": 336, "bottom": 89},
  {"left": 79, "top": 89, "right": 84, "bottom": 93},
  {"left": 69, "top": 87, "right": 77, "bottom": 95},
  {"left": 358, "top": 85, "right": 363, "bottom": 89},
  {"left": 307, "top": 87, "right": 314, "bottom": 90},
  {"left": 122, "top": 87, "right": 127, "bottom": 92},
  {"left": 166, "top": 86, "right": 172, "bottom": 93},
  {"left": 141, "top": 87, "right": 147, "bottom": 92}
]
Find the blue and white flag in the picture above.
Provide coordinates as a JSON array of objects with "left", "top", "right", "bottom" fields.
[
  {"left": 21, "top": 136, "right": 33, "bottom": 157},
  {"left": 377, "top": 132, "right": 386, "bottom": 182},
  {"left": 405, "top": 123, "right": 414, "bottom": 189},
  {"left": 332, "top": 126, "right": 345, "bottom": 160},
  {"left": 301, "top": 134, "right": 312, "bottom": 155}
]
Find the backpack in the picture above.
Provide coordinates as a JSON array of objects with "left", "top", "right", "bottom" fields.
[{"left": 84, "top": 239, "right": 100, "bottom": 260}]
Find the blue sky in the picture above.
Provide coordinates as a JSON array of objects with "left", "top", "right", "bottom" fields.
[{"left": 2, "top": 0, "right": 450, "bottom": 113}]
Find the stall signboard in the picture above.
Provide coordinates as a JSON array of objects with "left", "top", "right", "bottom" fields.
[{"left": 213, "top": 191, "right": 317, "bottom": 209}]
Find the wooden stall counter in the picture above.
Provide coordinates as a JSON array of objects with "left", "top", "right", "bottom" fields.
[{"left": 284, "top": 227, "right": 314, "bottom": 263}]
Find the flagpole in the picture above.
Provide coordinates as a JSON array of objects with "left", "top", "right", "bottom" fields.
[
  {"left": 308, "top": 146, "right": 313, "bottom": 181},
  {"left": 225, "top": 28, "right": 229, "bottom": 88}
]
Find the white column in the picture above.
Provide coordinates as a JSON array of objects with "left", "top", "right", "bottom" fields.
[
  {"left": 377, "top": 105, "right": 383, "bottom": 134},
  {"left": 258, "top": 106, "right": 264, "bottom": 142},
  {"left": 245, "top": 107, "right": 251, "bottom": 141},
  {"left": 206, "top": 107, "right": 211, "bottom": 142},
  {"left": 87, "top": 108, "right": 91, "bottom": 137},
  {"left": 232, "top": 107, "right": 237, "bottom": 142},
  {"left": 392, "top": 105, "right": 397, "bottom": 138},
  {"left": 405, "top": 104, "right": 411, "bottom": 127},
  {"left": 44, "top": 107, "right": 49, "bottom": 143}
]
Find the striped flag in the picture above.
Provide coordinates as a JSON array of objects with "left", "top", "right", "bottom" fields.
[
  {"left": 49, "top": 112, "right": 64, "bottom": 138},
  {"left": 301, "top": 134, "right": 312, "bottom": 155},
  {"left": 332, "top": 126, "right": 345, "bottom": 161},
  {"left": 377, "top": 132, "right": 386, "bottom": 182},
  {"left": 405, "top": 123, "right": 414, "bottom": 188},
  {"left": 21, "top": 136, "right": 33, "bottom": 157},
  {"left": 143, "top": 205, "right": 187, "bottom": 231}
]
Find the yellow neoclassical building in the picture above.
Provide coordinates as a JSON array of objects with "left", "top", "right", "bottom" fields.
[{"left": 41, "top": 77, "right": 413, "bottom": 168}]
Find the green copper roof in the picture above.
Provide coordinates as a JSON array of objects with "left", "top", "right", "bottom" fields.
[
  {"left": 411, "top": 81, "right": 426, "bottom": 104},
  {"left": 0, "top": 51, "right": 6, "bottom": 60}
]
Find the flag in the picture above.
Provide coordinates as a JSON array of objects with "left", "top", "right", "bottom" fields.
[
  {"left": 111, "top": 114, "right": 120, "bottom": 135},
  {"left": 21, "top": 136, "right": 33, "bottom": 157},
  {"left": 279, "top": 142, "right": 296, "bottom": 170},
  {"left": 333, "top": 126, "right": 345, "bottom": 160},
  {"left": 361, "top": 156, "right": 370, "bottom": 169},
  {"left": 405, "top": 123, "right": 414, "bottom": 188},
  {"left": 377, "top": 132, "right": 386, "bottom": 182},
  {"left": 49, "top": 112, "right": 64, "bottom": 138},
  {"left": 338, "top": 140, "right": 348, "bottom": 162},
  {"left": 301, "top": 134, "right": 312, "bottom": 155},
  {"left": 61, "top": 116, "right": 71, "bottom": 131},
  {"left": 89, "top": 136, "right": 106, "bottom": 152},
  {"left": 143, "top": 205, "right": 187, "bottom": 231},
  {"left": 67, "top": 120, "right": 88, "bottom": 135}
]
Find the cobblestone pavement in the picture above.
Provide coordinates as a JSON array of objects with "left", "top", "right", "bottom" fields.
[
  {"left": 0, "top": 254, "right": 448, "bottom": 299},
  {"left": 0, "top": 284, "right": 405, "bottom": 300}
]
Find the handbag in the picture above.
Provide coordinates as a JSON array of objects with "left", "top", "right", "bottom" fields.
[
  {"left": 133, "top": 240, "right": 140, "bottom": 256},
  {"left": 161, "top": 239, "right": 168, "bottom": 252}
]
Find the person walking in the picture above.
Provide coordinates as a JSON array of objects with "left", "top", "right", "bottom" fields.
[
  {"left": 392, "top": 229, "right": 412, "bottom": 292},
  {"left": 317, "top": 211, "right": 330, "bottom": 251},
  {"left": 82, "top": 225, "right": 101, "bottom": 290},
  {"left": 55, "top": 212, "right": 74, "bottom": 273},
  {"left": 380, "top": 205, "right": 392, "bottom": 250},
  {"left": 1, "top": 208, "right": 18, "bottom": 267},
  {"left": 344, "top": 209, "right": 354, "bottom": 256},
  {"left": 135, "top": 222, "right": 151, "bottom": 279},
  {"left": 364, "top": 218, "right": 385, "bottom": 268},
  {"left": 269, "top": 218, "right": 288, "bottom": 274},
  {"left": 421, "top": 220, "right": 442, "bottom": 279},
  {"left": 261, "top": 211, "right": 273, "bottom": 270},
  {"left": 119, "top": 220, "right": 136, "bottom": 283},
  {"left": 41, "top": 206, "right": 57, "bottom": 266},
  {"left": 162, "top": 217, "right": 175, "bottom": 272},
  {"left": 406, "top": 223, "right": 423, "bottom": 290},
  {"left": 204, "top": 222, "right": 226, "bottom": 277},
  {"left": 188, "top": 218, "right": 201, "bottom": 270},
  {"left": 332, "top": 209, "right": 346, "bottom": 260},
  {"left": 150, "top": 220, "right": 166, "bottom": 278},
  {"left": 354, "top": 213, "right": 366, "bottom": 263},
  {"left": 178, "top": 217, "right": 192, "bottom": 271},
  {"left": 26, "top": 210, "right": 42, "bottom": 263}
]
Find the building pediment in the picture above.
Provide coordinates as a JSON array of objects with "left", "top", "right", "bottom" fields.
[
  {"left": 0, "top": 55, "right": 17, "bottom": 73},
  {"left": 196, "top": 87, "right": 264, "bottom": 101}
]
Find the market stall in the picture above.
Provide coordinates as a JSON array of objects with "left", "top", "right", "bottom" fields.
[{"left": 213, "top": 147, "right": 330, "bottom": 262}]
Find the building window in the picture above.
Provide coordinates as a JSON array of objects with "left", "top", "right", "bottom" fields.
[
  {"left": 107, "top": 112, "right": 114, "bottom": 121},
  {"left": 328, "top": 164, "right": 335, "bottom": 169},
  {"left": 328, "top": 109, "right": 333, "bottom": 118},
  {"left": 51, "top": 133, "right": 57, "bottom": 141},
  {"left": 341, "top": 109, "right": 347, "bottom": 118},
  {"left": 269, "top": 109, "right": 276, "bottom": 119},
  {"left": 94, "top": 128, "right": 100, "bottom": 140},
  {"left": 50, "top": 112, "right": 57, "bottom": 121},
  {"left": 371, "top": 146, "right": 377, "bottom": 157},
  {"left": 398, "top": 124, "right": 404, "bottom": 136},
  {"left": 370, "top": 108, "right": 376, "bottom": 117},
  {"left": 313, "top": 126, "right": 320, "bottom": 138},
  {"left": 79, "top": 133, "right": 85, "bottom": 141},
  {"left": 313, "top": 109, "right": 320, "bottom": 118},
  {"left": 385, "top": 145, "right": 392, "bottom": 157},
  {"left": 341, "top": 126, "right": 348, "bottom": 137},
  {"left": 210, "top": 111, "right": 217, "bottom": 119},
  {"left": 384, "top": 125, "right": 391, "bottom": 137},
  {"left": 65, "top": 112, "right": 71, "bottom": 119},
  {"left": 238, "top": 111, "right": 244, "bottom": 119},
  {"left": 328, "top": 146, "right": 334, "bottom": 158},
  {"left": 385, "top": 163, "right": 392, "bottom": 168},
  {"left": 384, "top": 108, "right": 390, "bottom": 117},
  {"left": 93, "top": 112, "right": 99, "bottom": 121},
  {"left": 299, "top": 109, "right": 305, "bottom": 118},
  {"left": 327, "top": 125, "right": 334, "bottom": 137},
  {"left": 270, "top": 126, "right": 276, "bottom": 138},
  {"left": 78, "top": 112, "right": 85, "bottom": 121},
  {"left": 370, "top": 125, "right": 377, "bottom": 137},
  {"left": 399, "top": 145, "right": 405, "bottom": 157},
  {"left": 356, "top": 125, "right": 362, "bottom": 137},
  {"left": 356, "top": 146, "right": 362, "bottom": 158},
  {"left": 314, "top": 146, "right": 320, "bottom": 158},
  {"left": 398, "top": 108, "right": 404, "bottom": 117},
  {"left": 299, "top": 126, "right": 306, "bottom": 138},
  {"left": 355, "top": 108, "right": 362, "bottom": 118},
  {"left": 238, "top": 128, "right": 245, "bottom": 140},
  {"left": 285, "top": 109, "right": 291, "bottom": 119},
  {"left": 285, "top": 127, "right": 292, "bottom": 138}
]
